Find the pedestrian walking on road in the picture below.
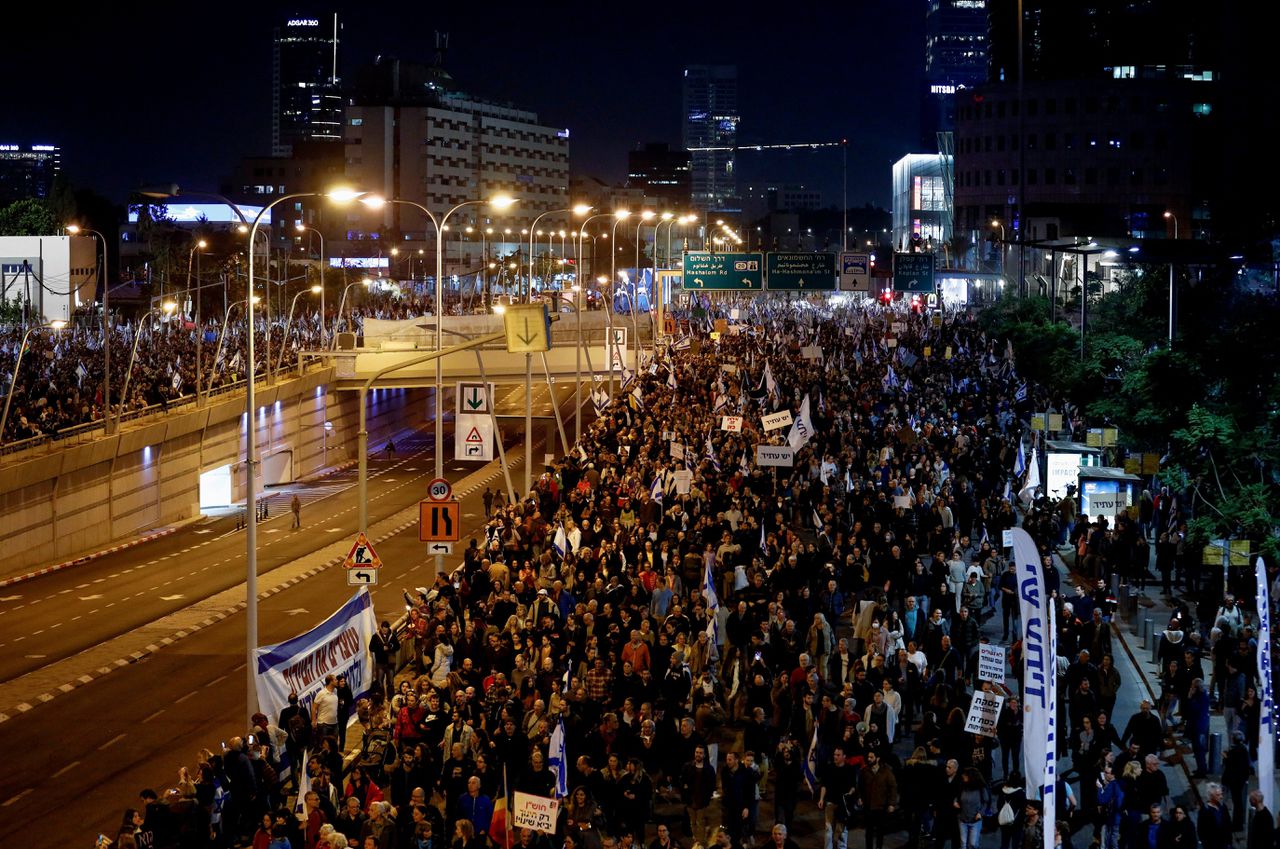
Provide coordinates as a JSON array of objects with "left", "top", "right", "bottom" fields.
[
  {"left": 291, "top": 494, "right": 302, "bottom": 529},
  {"left": 483, "top": 486, "right": 494, "bottom": 518}
]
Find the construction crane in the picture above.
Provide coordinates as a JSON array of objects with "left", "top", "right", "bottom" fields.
[{"left": 684, "top": 139, "right": 849, "bottom": 249}]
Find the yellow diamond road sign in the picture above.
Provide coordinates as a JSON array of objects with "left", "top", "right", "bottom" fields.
[{"left": 502, "top": 304, "right": 552, "bottom": 353}]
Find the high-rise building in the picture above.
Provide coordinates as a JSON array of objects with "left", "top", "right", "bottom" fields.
[
  {"left": 341, "top": 58, "right": 569, "bottom": 270},
  {"left": 0, "top": 143, "right": 61, "bottom": 204},
  {"left": 272, "top": 14, "right": 343, "bottom": 156},
  {"left": 922, "top": 0, "right": 989, "bottom": 147},
  {"left": 626, "top": 143, "right": 691, "bottom": 209},
  {"left": 955, "top": 0, "right": 1226, "bottom": 253},
  {"left": 682, "top": 65, "right": 739, "bottom": 212}
]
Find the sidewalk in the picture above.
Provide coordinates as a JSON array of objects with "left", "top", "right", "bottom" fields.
[{"left": 1054, "top": 544, "right": 1258, "bottom": 843}]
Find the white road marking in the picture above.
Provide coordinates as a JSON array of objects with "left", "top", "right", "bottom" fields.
[
  {"left": 2, "top": 788, "right": 33, "bottom": 807},
  {"left": 97, "top": 733, "right": 126, "bottom": 750},
  {"left": 175, "top": 691, "right": 198, "bottom": 704},
  {"left": 78, "top": 595, "right": 103, "bottom": 601},
  {"left": 205, "top": 675, "right": 227, "bottom": 688},
  {"left": 142, "top": 709, "right": 165, "bottom": 723},
  {"left": 160, "top": 594, "right": 184, "bottom": 601},
  {"left": 51, "top": 761, "right": 80, "bottom": 778}
]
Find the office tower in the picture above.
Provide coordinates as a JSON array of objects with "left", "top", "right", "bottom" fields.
[
  {"left": 272, "top": 14, "right": 343, "bottom": 156},
  {"left": 0, "top": 143, "right": 60, "bottom": 204},
  {"left": 682, "top": 65, "right": 739, "bottom": 212},
  {"left": 922, "top": 0, "right": 989, "bottom": 147}
]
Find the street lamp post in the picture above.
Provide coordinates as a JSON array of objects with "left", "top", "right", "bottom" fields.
[
  {"left": 240, "top": 187, "right": 363, "bottom": 723},
  {"left": 206, "top": 297, "right": 256, "bottom": 404},
  {"left": 277, "top": 286, "right": 323, "bottom": 374},
  {"left": 333, "top": 278, "right": 373, "bottom": 347},
  {"left": 632, "top": 211, "right": 656, "bottom": 371},
  {"left": 116, "top": 303, "right": 177, "bottom": 430},
  {"left": 1164, "top": 211, "right": 1178, "bottom": 344},
  {"left": 608, "top": 211, "right": 633, "bottom": 392},
  {"left": 186, "top": 239, "right": 208, "bottom": 401},
  {"left": 991, "top": 220, "right": 1006, "bottom": 279},
  {"left": 356, "top": 194, "right": 515, "bottom": 540},
  {"left": 0, "top": 320, "right": 67, "bottom": 446},
  {"left": 296, "top": 224, "right": 326, "bottom": 346},
  {"left": 67, "top": 226, "right": 111, "bottom": 431}
]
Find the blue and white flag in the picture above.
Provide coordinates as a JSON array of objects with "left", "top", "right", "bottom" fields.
[
  {"left": 802, "top": 727, "right": 819, "bottom": 793},
  {"left": 552, "top": 524, "right": 567, "bottom": 558},
  {"left": 759, "top": 524, "right": 768, "bottom": 557},
  {"left": 667, "top": 370, "right": 678, "bottom": 391},
  {"left": 1012, "top": 527, "right": 1056, "bottom": 849},
  {"left": 672, "top": 336, "right": 691, "bottom": 351},
  {"left": 1019, "top": 447, "right": 1041, "bottom": 503},
  {"left": 702, "top": 556, "right": 720, "bottom": 627},
  {"left": 294, "top": 749, "right": 312, "bottom": 813},
  {"left": 1013, "top": 439, "right": 1027, "bottom": 478},
  {"left": 787, "top": 394, "right": 813, "bottom": 451},
  {"left": 75, "top": 362, "right": 88, "bottom": 386},
  {"left": 763, "top": 362, "right": 777, "bottom": 397},
  {"left": 650, "top": 475, "right": 664, "bottom": 504},
  {"left": 621, "top": 368, "right": 635, "bottom": 391},
  {"left": 1258, "top": 557, "right": 1275, "bottom": 812},
  {"left": 1014, "top": 382, "right": 1029, "bottom": 403},
  {"left": 548, "top": 718, "right": 569, "bottom": 798},
  {"left": 705, "top": 435, "right": 720, "bottom": 472}
]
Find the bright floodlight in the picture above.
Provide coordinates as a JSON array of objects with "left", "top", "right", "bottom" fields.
[
  {"left": 640, "top": 211, "right": 655, "bottom": 221},
  {"left": 327, "top": 188, "right": 365, "bottom": 203},
  {"left": 359, "top": 195, "right": 387, "bottom": 209},
  {"left": 661, "top": 211, "right": 674, "bottom": 220},
  {"left": 250, "top": 295, "right": 261, "bottom": 304},
  {"left": 295, "top": 223, "right": 306, "bottom": 232},
  {"left": 50, "top": 319, "right": 68, "bottom": 329},
  {"left": 237, "top": 224, "right": 249, "bottom": 234},
  {"left": 1163, "top": 211, "right": 1173, "bottom": 219},
  {"left": 493, "top": 304, "right": 507, "bottom": 314},
  {"left": 162, "top": 301, "right": 177, "bottom": 313},
  {"left": 311, "top": 285, "right": 323, "bottom": 293},
  {"left": 572, "top": 204, "right": 593, "bottom": 216},
  {"left": 65, "top": 224, "right": 81, "bottom": 234},
  {"left": 614, "top": 210, "right": 632, "bottom": 220},
  {"left": 197, "top": 240, "right": 208, "bottom": 249},
  {"left": 489, "top": 195, "right": 517, "bottom": 209}
]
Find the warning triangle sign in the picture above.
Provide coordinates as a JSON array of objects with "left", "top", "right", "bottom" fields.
[
  {"left": 342, "top": 532, "right": 383, "bottom": 570},
  {"left": 465, "top": 426, "right": 484, "bottom": 444}
]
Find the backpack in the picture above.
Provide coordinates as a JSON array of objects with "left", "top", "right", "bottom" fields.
[{"left": 359, "top": 728, "right": 394, "bottom": 774}]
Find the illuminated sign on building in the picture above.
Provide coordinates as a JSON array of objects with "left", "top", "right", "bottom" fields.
[
  {"left": 126, "top": 203, "right": 271, "bottom": 224},
  {"left": 287, "top": 18, "right": 319, "bottom": 26},
  {"left": 328, "top": 257, "right": 389, "bottom": 269}
]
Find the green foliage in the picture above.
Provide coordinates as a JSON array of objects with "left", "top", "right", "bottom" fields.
[
  {"left": 0, "top": 198, "right": 60, "bottom": 236},
  {"left": 984, "top": 265, "right": 1280, "bottom": 556}
]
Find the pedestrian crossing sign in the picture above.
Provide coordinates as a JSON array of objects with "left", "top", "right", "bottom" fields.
[{"left": 342, "top": 532, "right": 382, "bottom": 570}]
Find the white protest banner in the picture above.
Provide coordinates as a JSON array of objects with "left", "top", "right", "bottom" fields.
[
  {"left": 1012, "top": 527, "right": 1057, "bottom": 849},
  {"left": 512, "top": 792, "right": 560, "bottom": 835},
  {"left": 720, "top": 416, "right": 744, "bottom": 432},
  {"left": 673, "top": 469, "right": 693, "bottom": 495},
  {"left": 963, "top": 690, "right": 1005, "bottom": 737},
  {"left": 979, "top": 644, "right": 1006, "bottom": 684},
  {"left": 662, "top": 430, "right": 674, "bottom": 442},
  {"left": 1001, "top": 529, "right": 1014, "bottom": 549},
  {"left": 800, "top": 345, "right": 824, "bottom": 360},
  {"left": 893, "top": 495, "right": 911, "bottom": 510},
  {"left": 755, "top": 445, "right": 795, "bottom": 467},
  {"left": 761, "top": 410, "right": 793, "bottom": 432},
  {"left": 670, "top": 442, "right": 685, "bottom": 461},
  {"left": 255, "top": 588, "right": 377, "bottom": 735},
  {"left": 721, "top": 363, "right": 739, "bottom": 373}
]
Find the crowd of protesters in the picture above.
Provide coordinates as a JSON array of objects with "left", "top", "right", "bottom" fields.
[{"left": 101, "top": 298, "right": 1273, "bottom": 849}]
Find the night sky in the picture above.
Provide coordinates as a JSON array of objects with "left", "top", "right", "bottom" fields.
[{"left": 0, "top": 1, "right": 923, "bottom": 208}]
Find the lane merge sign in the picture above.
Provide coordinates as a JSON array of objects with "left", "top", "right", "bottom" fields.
[{"left": 419, "top": 500, "right": 461, "bottom": 543}]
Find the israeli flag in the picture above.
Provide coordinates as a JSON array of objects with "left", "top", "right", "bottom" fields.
[
  {"left": 650, "top": 475, "right": 664, "bottom": 504},
  {"left": 705, "top": 434, "right": 720, "bottom": 472},
  {"left": 802, "top": 728, "right": 819, "bottom": 793},
  {"left": 621, "top": 368, "right": 635, "bottom": 391},
  {"left": 760, "top": 524, "right": 768, "bottom": 557},
  {"left": 1013, "top": 439, "right": 1027, "bottom": 478},
  {"left": 549, "top": 719, "right": 569, "bottom": 798},
  {"left": 1015, "top": 382, "right": 1029, "bottom": 403},
  {"left": 75, "top": 362, "right": 88, "bottom": 386},
  {"left": 702, "top": 557, "right": 719, "bottom": 616},
  {"left": 667, "top": 370, "right": 677, "bottom": 390},
  {"left": 294, "top": 749, "right": 312, "bottom": 813},
  {"left": 552, "top": 525, "right": 567, "bottom": 558}
]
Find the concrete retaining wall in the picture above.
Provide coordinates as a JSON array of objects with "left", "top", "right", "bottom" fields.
[{"left": 0, "top": 368, "right": 429, "bottom": 571}]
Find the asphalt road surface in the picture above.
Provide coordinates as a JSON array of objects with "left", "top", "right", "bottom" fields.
[{"left": 0, "top": 380, "right": 582, "bottom": 846}]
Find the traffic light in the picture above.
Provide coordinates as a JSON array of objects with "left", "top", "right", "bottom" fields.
[
  {"left": 910, "top": 294, "right": 922, "bottom": 313},
  {"left": 880, "top": 288, "right": 893, "bottom": 304}
]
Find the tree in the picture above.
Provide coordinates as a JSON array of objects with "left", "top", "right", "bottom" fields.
[{"left": 0, "top": 198, "right": 60, "bottom": 236}]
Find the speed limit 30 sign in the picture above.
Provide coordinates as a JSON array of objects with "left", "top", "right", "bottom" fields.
[{"left": 427, "top": 478, "right": 452, "bottom": 501}]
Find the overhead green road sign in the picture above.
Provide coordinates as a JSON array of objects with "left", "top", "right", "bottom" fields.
[
  {"left": 893, "top": 252, "right": 936, "bottom": 293},
  {"left": 682, "top": 251, "right": 764, "bottom": 291},
  {"left": 766, "top": 252, "right": 837, "bottom": 290}
]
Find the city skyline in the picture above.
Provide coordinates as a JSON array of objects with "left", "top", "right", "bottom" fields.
[{"left": 0, "top": 2, "right": 923, "bottom": 208}]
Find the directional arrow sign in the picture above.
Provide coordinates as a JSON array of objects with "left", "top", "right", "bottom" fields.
[
  {"left": 346, "top": 570, "right": 379, "bottom": 586},
  {"left": 456, "top": 382, "right": 492, "bottom": 414},
  {"left": 681, "top": 252, "right": 764, "bottom": 290},
  {"left": 427, "top": 542, "right": 453, "bottom": 555},
  {"left": 765, "top": 252, "right": 836, "bottom": 290},
  {"left": 502, "top": 304, "right": 551, "bottom": 353}
]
